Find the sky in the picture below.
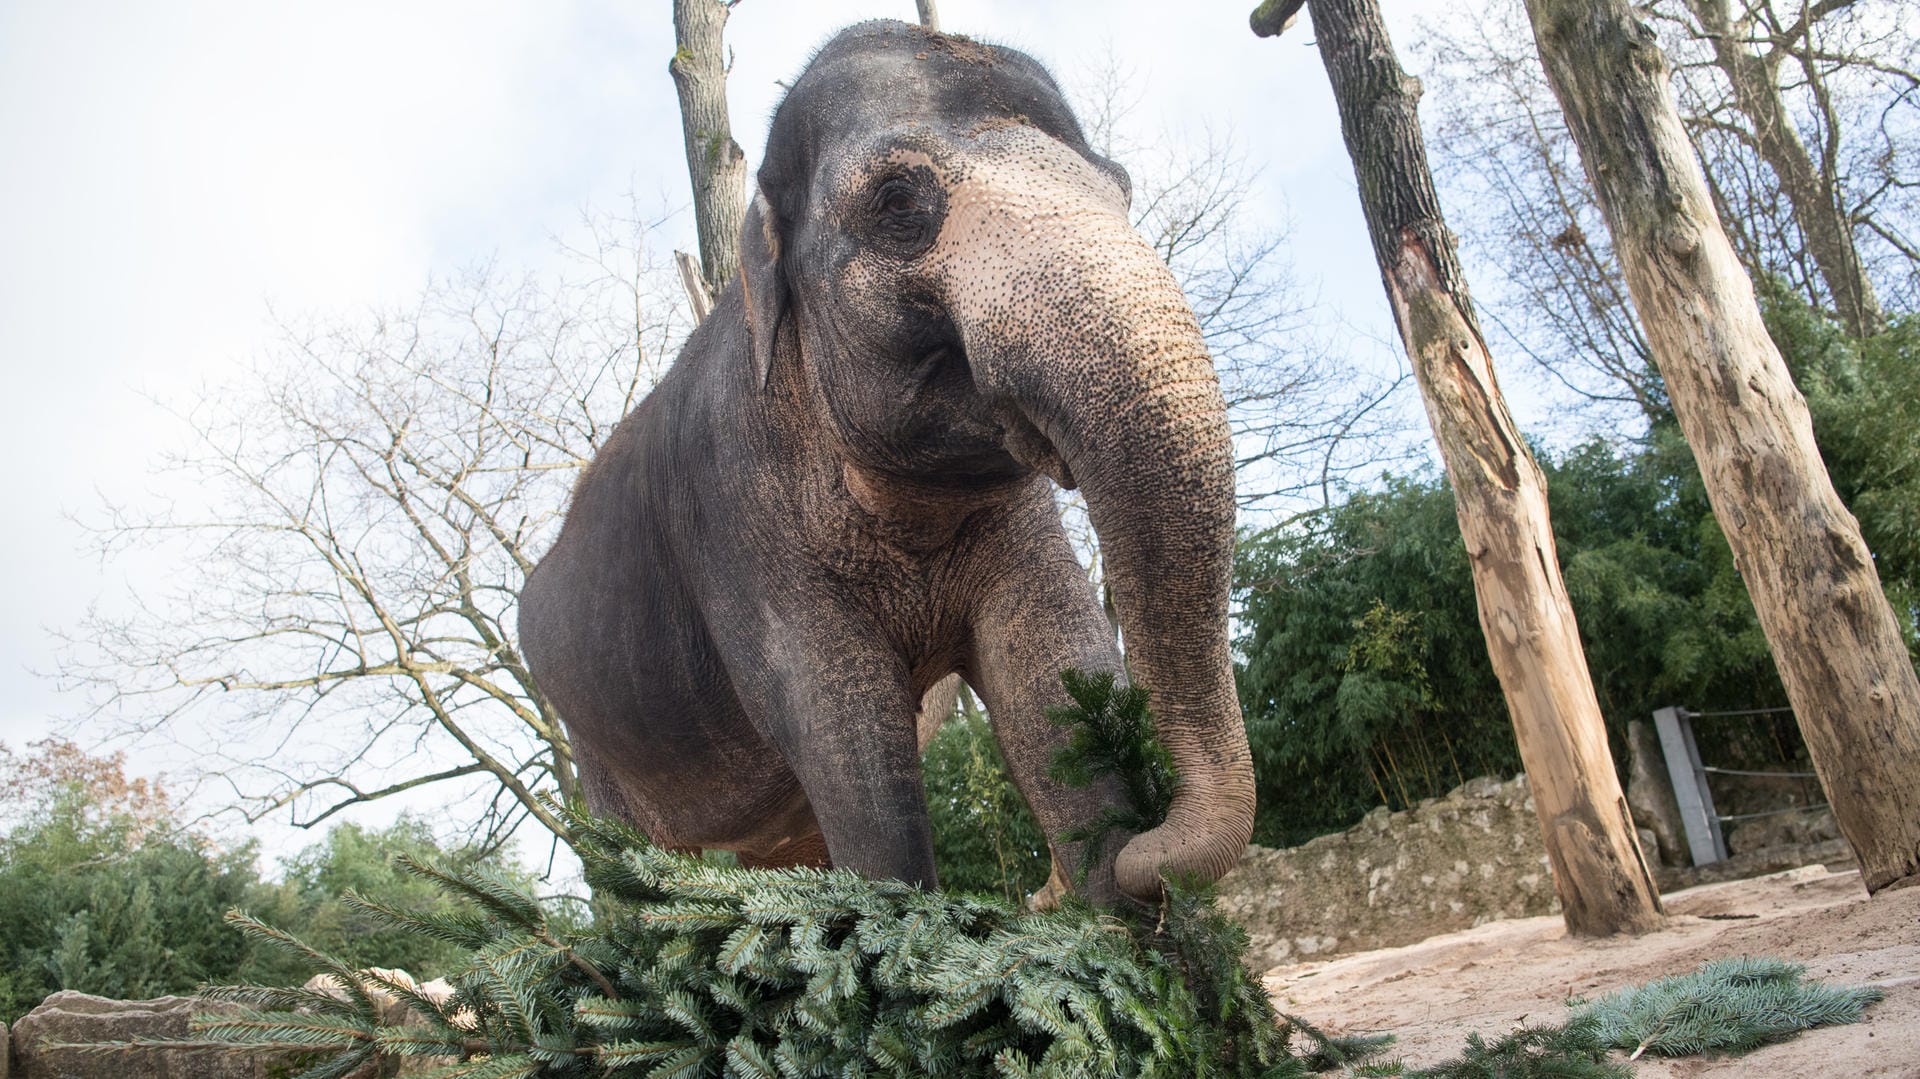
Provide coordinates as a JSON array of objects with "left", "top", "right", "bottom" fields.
[{"left": 1, "top": 0, "right": 1509, "bottom": 862}]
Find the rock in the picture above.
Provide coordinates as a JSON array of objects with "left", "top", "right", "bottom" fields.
[
  {"left": 304, "top": 970, "right": 464, "bottom": 1077},
  {"left": 1653, "top": 836, "right": 1854, "bottom": 891},
  {"left": 303, "top": 970, "right": 414, "bottom": 1027},
  {"left": 1458, "top": 775, "right": 1503, "bottom": 800},
  {"left": 1637, "top": 827, "right": 1661, "bottom": 865},
  {"left": 6, "top": 975, "right": 472, "bottom": 1079},
  {"left": 1625, "top": 720, "right": 1689, "bottom": 867},
  {"left": 392, "top": 1012, "right": 460, "bottom": 1077},
  {"left": 9, "top": 991, "right": 263, "bottom": 1079},
  {"left": 416, "top": 978, "right": 476, "bottom": 1032}
]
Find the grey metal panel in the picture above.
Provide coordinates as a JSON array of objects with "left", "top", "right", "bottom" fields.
[{"left": 1653, "top": 706, "right": 1727, "bottom": 866}]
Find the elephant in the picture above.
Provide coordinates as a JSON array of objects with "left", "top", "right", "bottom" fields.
[{"left": 517, "top": 19, "right": 1254, "bottom": 906}]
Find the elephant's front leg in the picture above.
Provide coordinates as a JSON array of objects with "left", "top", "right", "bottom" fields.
[
  {"left": 734, "top": 612, "right": 938, "bottom": 889},
  {"left": 967, "top": 534, "right": 1134, "bottom": 907}
]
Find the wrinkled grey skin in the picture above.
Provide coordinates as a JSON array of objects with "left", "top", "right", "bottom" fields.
[{"left": 519, "top": 21, "right": 1254, "bottom": 904}]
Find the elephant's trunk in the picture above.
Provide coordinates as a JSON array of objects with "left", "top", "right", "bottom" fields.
[{"left": 934, "top": 135, "right": 1256, "bottom": 901}]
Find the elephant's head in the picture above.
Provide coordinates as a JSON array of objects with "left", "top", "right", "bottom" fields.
[{"left": 740, "top": 21, "right": 1254, "bottom": 901}]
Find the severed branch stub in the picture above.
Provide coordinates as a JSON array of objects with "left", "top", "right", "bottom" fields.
[
  {"left": 675, "top": 249, "right": 714, "bottom": 322},
  {"left": 1249, "top": 0, "right": 1308, "bottom": 36},
  {"left": 670, "top": 0, "right": 748, "bottom": 299}
]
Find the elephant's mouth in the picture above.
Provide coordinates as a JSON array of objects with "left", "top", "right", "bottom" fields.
[
  {"left": 915, "top": 335, "right": 1077, "bottom": 490},
  {"left": 996, "top": 404, "right": 1077, "bottom": 490}
]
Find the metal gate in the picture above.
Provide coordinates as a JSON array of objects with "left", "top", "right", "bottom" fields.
[{"left": 1650, "top": 705, "right": 1825, "bottom": 867}]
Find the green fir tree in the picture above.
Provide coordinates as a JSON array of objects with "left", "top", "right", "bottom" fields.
[{"left": 118, "top": 673, "right": 1371, "bottom": 1078}]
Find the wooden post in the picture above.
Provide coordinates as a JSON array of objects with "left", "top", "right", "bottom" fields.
[
  {"left": 670, "top": 0, "right": 748, "bottom": 298},
  {"left": 1254, "top": 0, "right": 1665, "bottom": 935},
  {"left": 1524, "top": 0, "right": 1920, "bottom": 893}
]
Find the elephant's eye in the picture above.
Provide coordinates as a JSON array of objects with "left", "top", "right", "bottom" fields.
[
  {"left": 864, "top": 173, "right": 940, "bottom": 251},
  {"left": 874, "top": 177, "right": 918, "bottom": 216}
]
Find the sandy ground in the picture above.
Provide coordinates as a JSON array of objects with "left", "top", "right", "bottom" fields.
[{"left": 1261, "top": 864, "right": 1920, "bottom": 1076}]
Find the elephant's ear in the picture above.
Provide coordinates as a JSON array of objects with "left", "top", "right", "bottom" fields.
[{"left": 739, "top": 191, "right": 789, "bottom": 389}]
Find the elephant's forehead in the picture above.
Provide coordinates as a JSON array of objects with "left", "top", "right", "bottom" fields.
[
  {"left": 841, "top": 128, "right": 1122, "bottom": 208},
  {"left": 921, "top": 132, "right": 1172, "bottom": 357},
  {"left": 922, "top": 131, "right": 1129, "bottom": 243}
]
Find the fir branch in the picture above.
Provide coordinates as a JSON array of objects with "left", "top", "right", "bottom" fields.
[
  {"left": 1047, "top": 669, "right": 1178, "bottom": 833},
  {"left": 1378, "top": 1017, "right": 1629, "bottom": 1078},
  {"left": 1574, "top": 956, "right": 1884, "bottom": 1059}
]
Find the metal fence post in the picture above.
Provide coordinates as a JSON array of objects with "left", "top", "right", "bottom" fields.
[{"left": 1653, "top": 706, "right": 1727, "bottom": 866}]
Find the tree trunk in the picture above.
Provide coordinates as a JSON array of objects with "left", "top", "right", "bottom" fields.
[
  {"left": 1258, "top": 0, "right": 1666, "bottom": 936},
  {"left": 1525, "top": 0, "right": 1920, "bottom": 894},
  {"left": 670, "top": 0, "right": 748, "bottom": 300},
  {"left": 1681, "top": 0, "right": 1881, "bottom": 337},
  {"left": 915, "top": 0, "right": 940, "bottom": 31}
]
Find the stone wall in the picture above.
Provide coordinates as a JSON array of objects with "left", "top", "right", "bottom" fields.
[
  {"left": 1216, "top": 768, "right": 1855, "bottom": 972},
  {"left": 1216, "top": 775, "right": 1558, "bottom": 970}
]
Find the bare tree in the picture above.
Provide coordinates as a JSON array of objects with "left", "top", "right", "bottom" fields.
[
  {"left": 1525, "top": 0, "right": 1920, "bottom": 894},
  {"left": 1421, "top": 0, "right": 1917, "bottom": 414},
  {"left": 1671, "top": 0, "right": 1885, "bottom": 335},
  {"left": 1254, "top": 0, "right": 1665, "bottom": 937},
  {"left": 671, "top": 0, "right": 749, "bottom": 303},
  {"left": 915, "top": 0, "right": 940, "bottom": 31},
  {"left": 62, "top": 214, "right": 693, "bottom": 854}
]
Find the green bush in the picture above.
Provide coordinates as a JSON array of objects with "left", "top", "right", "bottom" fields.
[
  {"left": 0, "top": 740, "right": 538, "bottom": 1023},
  {"left": 0, "top": 742, "right": 264, "bottom": 1022},
  {"left": 1765, "top": 287, "right": 1920, "bottom": 651},
  {"left": 1234, "top": 473, "right": 1519, "bottom": 848},
  {"left": 1234, "top": 432, "right": 1806, "bottom": 847},
  {"left": 921, "top": 706, "right": 1050, "bottom": 905},
  {"left": 1233, "top": 288, "right": 1919, "bottom": 849}
]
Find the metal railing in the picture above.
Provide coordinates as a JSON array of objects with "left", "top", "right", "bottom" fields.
[{"left": 1651, "top": 705, "right": 1824, "bottom": 867}]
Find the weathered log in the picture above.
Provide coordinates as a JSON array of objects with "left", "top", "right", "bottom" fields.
[
  {"left": 1262, "top": 0, "right": 1666, "bottom": 935},
  {"left": 1525, "top": 0, "right": 1920, "bottom": 893}
]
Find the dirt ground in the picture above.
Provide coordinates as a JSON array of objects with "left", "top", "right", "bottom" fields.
[{"left": 1261, "top": 864, "right": 1920, "bottom": 1076}]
